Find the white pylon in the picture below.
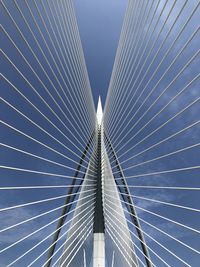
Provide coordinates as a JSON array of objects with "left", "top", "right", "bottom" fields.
[
  {"left": 59, "top": 97, "right": 138, "bottom": 266},
  {"left": 93, "top": 96, "right": 105, "bottom": 267}
]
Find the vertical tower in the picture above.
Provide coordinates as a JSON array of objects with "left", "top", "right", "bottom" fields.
[
  {"left": 93, "top": 97, "right": 105, "bottom": 267},
  {"left": 52, "top": 97, "right": 146, "bottom": 266}
]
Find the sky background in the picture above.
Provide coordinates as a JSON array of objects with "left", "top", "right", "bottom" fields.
[
  {"left": 1, "top": 0, "right": 200, "bottom": 266},
  {"left": 1, "top": 0, "right": 128, "bottom": 265},
  {"left": 73, "top": 0, "right": 127, "bottom": 107}
]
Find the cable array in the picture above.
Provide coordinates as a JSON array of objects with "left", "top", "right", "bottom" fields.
[
  {"left": 1, "top": 0, "right": 97, "bottom": 265},
  {"left": 1, "top": 0, "right": 199, "bottom": 266},
  {"left": 103, "top": 0, "right": 200, "bottom": 266}
]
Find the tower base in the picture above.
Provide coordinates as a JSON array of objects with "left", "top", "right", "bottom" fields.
[{"left": 93, "top": 233, "right": 105, "bottom": 267}]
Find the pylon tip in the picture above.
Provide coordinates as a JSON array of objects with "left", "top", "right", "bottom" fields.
[{"left": 97, "top": 96, "right": 103, "bottom": 125}]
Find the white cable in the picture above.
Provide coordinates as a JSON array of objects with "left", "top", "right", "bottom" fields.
[
  {"left": 1, "top": 119, "right": 96, "bottom": 172},
  {"left": 29, "top": 213, "right": 94, "bottom": 266},
  {"left": 106, "top": 221, "right": 137, "bottom": 267},
  {"left": 7, "top": 202, "right": 94, "bottom": 266},
  {"left": 114, "top": 165, "right": 200, "bottom": 180},
  {"left": 0, "top": 194, "right": 95, "bottom": 234},
  {"left": 115, "top": 202, "right": 200, "bottom": 256},
  {"left": 105, "top": 204, "right": 170, "bottom": 267},
  {"left": 0, "top": 189, "right": 94, "bottom": 212},
  {"left": 114, "top": 185, "right": 200, "bottom": 191},
  {"left": 0, "top": 185, "right": 94, "bottom": 190},
  {"left": 105, "top": 198, "right": 191, "bottom": 266},
  {"left": 112, "top": 120, "right": 200, "bottom": 173},
  {"left": 106, "top": 188, "right": 200, "bottom": 212},
  {"left": 116, "top": 143, "right": 200, "bottom": 172},
  {"left": 1, "top": 142, "right": 96, "bottom": 174},
  {"left": 105, "top": 208, "right": 155, "bottom": 267},
  {"left": 49, "top": 217, "right": 94, "bottom": 267},
  {"left": 109, "top": 74, "right": 200, "bottom": 162},
  {"left": 105, "top": 193, "right": 200, "bottom": 234},
  {"left": 105, "top": 215, "right": 147, "bottom": 267}
]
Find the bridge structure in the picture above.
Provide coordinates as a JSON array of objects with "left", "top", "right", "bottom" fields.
[{"left": 0, "top": 0, "right": 200, "bottom": 266}]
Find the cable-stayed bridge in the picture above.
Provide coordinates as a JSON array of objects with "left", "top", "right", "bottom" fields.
[{"left": 0, "top": 0, "right": 200, "bottom": 266}]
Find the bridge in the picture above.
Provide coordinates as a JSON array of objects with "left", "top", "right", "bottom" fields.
[{"left": 0, "top": 0, "right": 200, "bottom": 266}]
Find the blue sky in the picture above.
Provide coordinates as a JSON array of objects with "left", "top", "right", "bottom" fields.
[
  {"left": 1, "top": 0, "right": 200, "bottom": 266},
  {"left": 73, "top": 0, "right": 127, "bottom": 106},
  {"left": 0, "top": 0, "right": 126, "bottom": 265}
]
